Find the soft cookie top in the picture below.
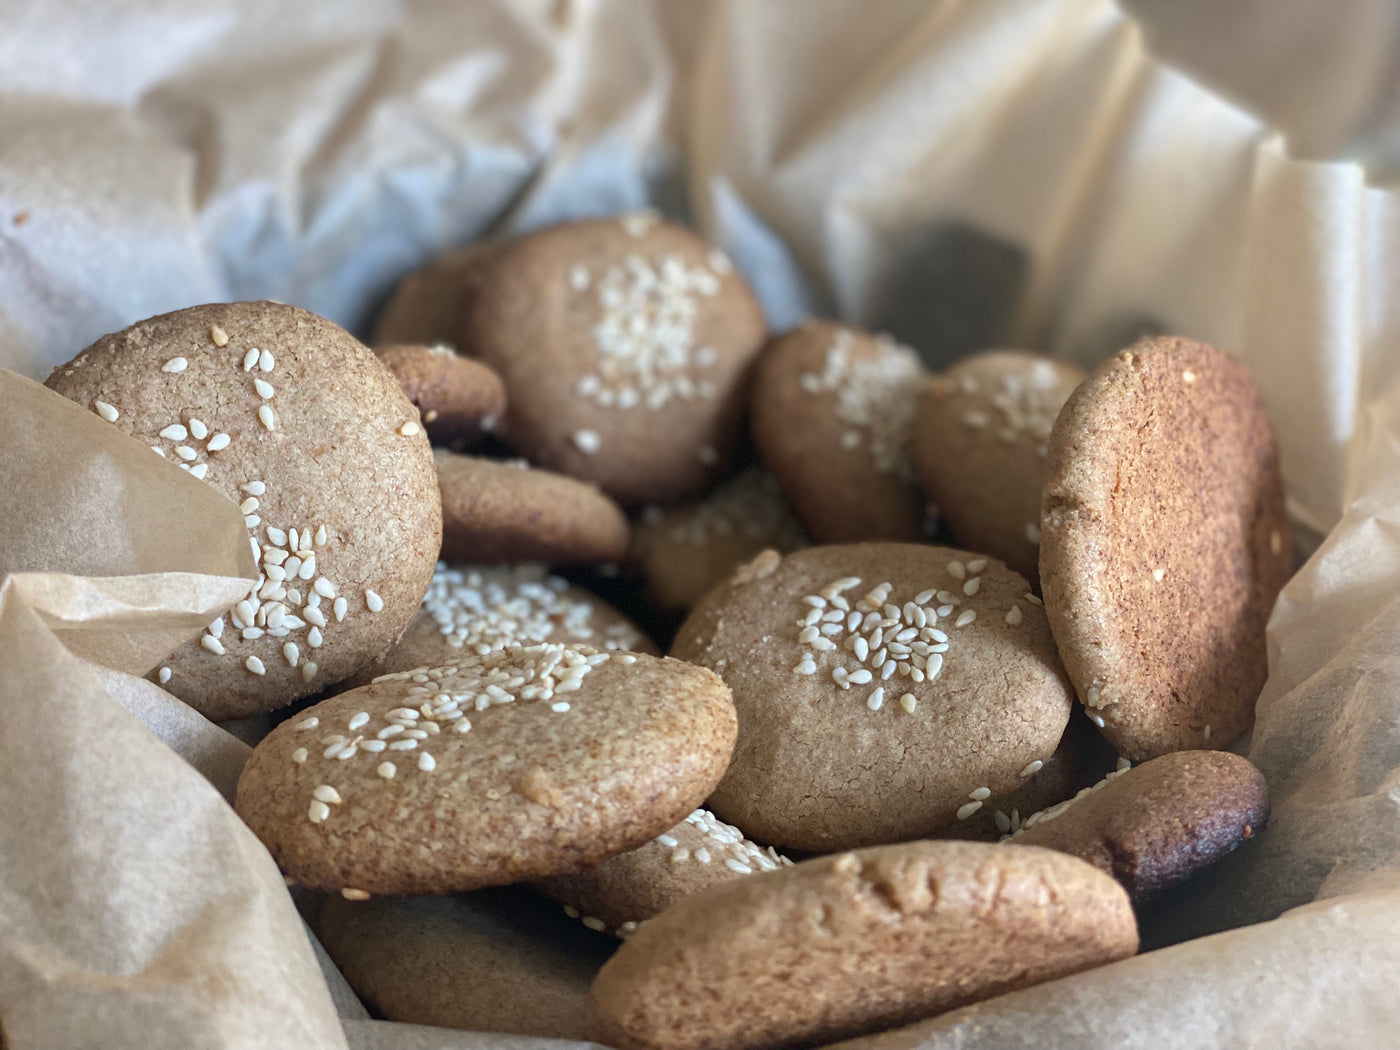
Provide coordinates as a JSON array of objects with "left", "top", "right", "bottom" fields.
[
  {"left": 671, "top": 544, "right": 1073, "bottom": 851},
  {"left": 45, "top": 302, "right": 441, "bottom": 720},
  {"left": 1039, "top": 337, "right": 1291, "bottom": 759},
  {"left": 458, "top": 213, "right": 766, "bottom": 506}
]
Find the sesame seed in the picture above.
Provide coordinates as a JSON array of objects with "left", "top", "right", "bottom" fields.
[
  {"left": 563, "top": 905, "right": 580, "bottom": 919},
  {"left": 1025, "top": 592, "right": 1043, "bottom": 605},
  {"left": 257, "top": 405, "right": 277, "bottom": 430},
  {"left": 189, "top": 464, "right": 209, "bottom": 480},
  {"left": 572, "top": 429, "right": 602, "bottom": 454},
  {"left": 292, "top": 748, "right": 307, "bottom": 763},
  {"left": 93, "top": 400, "right": 119, "bottom": 422},
  {"left": 1204, "top": 724, "right": 1212, "bottom": 740},
  {"left": 899, "top": 693, "right": 916, "bottom": 713},
  {"left": 725, "top": 859, "right": 753, "bottom": 874},
  {"left": 1183, "top": 369, "right": 1197, "bottom": 384},
  {"left": 308, "top": 800, "right": 331, "bottom": 823},
  {"left": 1089, "top": 711, "right": 1106, "bottom": 727},
  {"left": 967, "top": 559, "right": 987, "bottom": 572},
  {"left": 418, "top": 752, "right": 436, "bottom": 772},
  {"left": 162, "top": 357, "right": 188, "bottom": 374},
  {"left": 253, "top": 377, "right": 275, "bottom": 399},
  {"left": 1019, "top": 759, "right": 1044, "bottom": 777},
  {"left": 348, "top": 712, "right": 369, "bottom": 731},
  {"left": 955, "top": 609, "right": 976, "bottom": 627},
  {"left": 307, "top": 627, "right": 323, "bottom": 648},
  {"left": 200, "top": 635, "right": 226, "bottom": 655},
  {"left": 207, "top": 432, "right": 230, "bottom": 451},
  {"left": 925, "top": 653, "right": 944, "bottom": 678},
  {"left": 963, "top": 577, "right": 981, "bottom": 596},
  {"left": 314, "top": 577, "right": 337, "bottom": 598},
  {"left": 259, "top": 349, "right": 274, "bottom": 372},
  {"left": 1152, "top": 567, "right": 1166, "bottom": 582},
  {"left": 302, "top": 661, "right": 319, "bottom": 683},
  {"left": 244, "top": 656, "right": 266, "bottom": 676},
  {"left": 1117, "top": 757, "right": 1132, "bottom": 772},
  {"left": 970, "top": 786, "right": 991, "bottom": 800},
  {"left": 295, "top": 717, "right": 319, "bottom": 731},
  {"left": 1024, "top": 521, "right": 1041, "bottom": 544},
  {"left": 157, "top": 666, "right": 172, "bottom": 684},
  {"left": 569, "top": 265, "right": 590, "bottom": 291},
  {"left": 313, "top": 785, "right": 342, "bottom": 804},
  {"left": 398, "top": 421, "right": 421, "bottom": 436},
  {"left": 994, "top": 810, "right": 1012, "bottom": 832},
  {"left": 243, "top": 349, "right": 259, "bottom": 372},
  {"left": 956, "top": 800, "right": 983, "bottom": 820},
  {"left": 188, "top": 419, "right": 208, "bottom": 439},
  {"left": 1006, "top": 605, "right": 1023, "bottom": 625},
  {"left": 365, "top": 589, "right": 384, "bottom": 613},
  {"left": 866, "top": 687, "right": 885, "bottom": 710},
  {"left": 947, "top": 560, "right": 966, "bottom": 580},
  {"left": 341, "top": 888, "right": 370, "bottom": 901},
  {"left": 333, "top": 596, "right": 348, "bottom": 622}
]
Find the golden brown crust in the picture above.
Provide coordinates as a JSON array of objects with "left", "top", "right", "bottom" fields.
[
  {"left": 1039, "top": 337, "right": 1292, "bottom": 759},
  {"left": 587, "top": 840, "right": 1138, "bottom": 1050},
  {"left": 378, "top": 344, "right": 506, "bottom": 449},
  {"left": 751, "top": 321, "right": 927, "bottom": 543}
]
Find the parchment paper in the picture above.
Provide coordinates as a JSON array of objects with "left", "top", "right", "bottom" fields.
[{"left": 1, "top": 1, "right": 1398, "bottom": 1048}]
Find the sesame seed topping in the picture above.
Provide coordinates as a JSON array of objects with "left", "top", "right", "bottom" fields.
[
  {"left": 1117, "top": 757, "right": 1132, "bottom": 772},
  {"left": 1019, "top": 759, "right": 1044, "bottom": 777},
  {"left": 314, "top": 578, "right": 336, "bottom": 599},
  {"left": 797, "top": 330, "right": 920, "bottom": 476},
  {"left": 162, "top": 357, "right": 188, "bottom": 374},
  {"left": 313, "top": 785, "right": 342, "bottom": 804},
  {"left": 259, "top": 349, "right": 274, "bottom": 372},
  {"left": 257, "top": 405, "right": 277, "bottom": 430},
  {"left": 899, "top": 693, "right": 916, "bottom": 713},
  {"left": 243, "top": 349, "right": 259, "bottom": 372},
  {"left": 956, "top": 800, "right": 983, "bottom": 820},
  {"left": 1183, "top": 369, "right": 1197, "bottom": 384},
  {"left": 188, "top": 419, "right": 208, "bottom": 440},
  {"left": 253, "top": 377, "right": 275, "bottom": 399},
  {"left": 1024, "top": 521, "right": 1041, "bottom": 544},
  {"left": 969, "top": 786, "right": 991, "bottom": 800},
  {"left": 365, "top": 589, "right": 383, "bottom": 613},
  {"left": 995, "top": 810, "right": 1012, "bottom": 832},
  {"left": 93, "top": 400, "right": 119, "bottom": 422},
  {"left": 200, "top": 635, "right": 226, "bottom": 655},
  {"left": 955, "top": 609, "right": 976, "bottom": 627},
  {"left": 209, "top": 325, "right": 229, "bottom": 346},
  {"left": 1006, "top": 605, "right": 1023, "bottom": 625},
  {"left": 725, "top": 859, "right": 753, "bottom": 874},
  {"left": 308, "top": 800, "right": 330, "bottom": 823},
  {"left": 572, "top": 429, "right": 602, "bottom": 454},
  {"left": 245, "top": 656, "right": 266, "bottom": 676},
  {"left": 189, "top": 463, "right": 209, "bottom": 480},
  {"left": 398, "top": 421, "right": 421, "bottom": 437},
  {"left": 301, "top": 662, "right": 318, "bottom": 682},
  {"left": 377, "top": 762, "right": 397, "bottom": 779},
  {"left": 347, "top": 712, "right": 369, "bottom": 731},
  {"left": 1152, "top": 567, "right": 1166, "bottom": 582},
  {"left": 340, "top": 888, "right": 370, "bottom": 901},
  {"left": 207, "top": 432, "right": 230, "bottom": 451},
  {"left": 1089, "top": 711, "right": 1106, "bottom": 727},
  {"left": 418, "top": 752, "right": 436, "bottom": 772},
  {"left": 292, "top": 748, "right": 307, "bottom": 763},
  {"left": 866, "top": 687, "right": 885, "bottom": 710},
  {"left": 295, "top": 717, "right": 319, "bottom": 730},
  {"left": 947, "top": 561, "right": 966, "bottom": 580},
  {"left": 963, "top": 577, "right": 981, "bottom": 596}
]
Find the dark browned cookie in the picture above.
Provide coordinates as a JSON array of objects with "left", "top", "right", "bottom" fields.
[
  {"left": 587, "top": 840, "right": 1138, "bottom": 1050},
  {"left": 378, "top": 345, "right": 506, "bottom": 449},
  {"left": 751, "top": 321, "right": 927, "bottom": 543},
  {"left": 1011, "top": 750, "right": 1268, "bottom": 902},
  {"left": 372, "top": 243, "right": 499, "bottom": 349},
  {"left": 45, "top": 302, "right": 441, "bottom": 720},
  {"left": 459, "top": 213, "right": 767, "bottom": 506},
  {"left": 913, "top": 351, "right": 1085, "bottom": 580},
  {"left": 1039, "top": 337, "right": 1292, "bottom": 760},
  {"left": 319, "top": 886, "right": 614, "bottom": 1039},
  {"left": 436, "top": 451, "right": 630, "bottom": 566}
]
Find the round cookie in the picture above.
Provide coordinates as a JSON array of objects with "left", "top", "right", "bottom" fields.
[
  {"left": 750, "top": 321, "right": 926, "bottom": 543},
  {"left": 372, "top": 242, "right": 499, "bottom": 350},
  {"left": 587, "top": 840, "right": 1138, "bottom": 1050},
  {"left": 630, "top": 469, "right": 808, "bottom": 614},
  {"left": 378, "top": 345, "right": 506, "bottom": 449},
  {"left": 436, "top": 451, "right": 630, "bottom": 565},
  {"left": 913, "top": 350, "right": 1085, "bottom": 580},
  {"left": 345, "top": 563, "right": 657, "bottom": 688},
  {"left": 234, "top": 644, "right": 737, "bottom": 895},
  {"left": 671, "top": 544, "right": 1074, "bottom": 851},
  {"left": 45, "top": 302, "right": 441, "bottom": 720},
  {"left": 319, "top": 886, "right": 614, "bottom": 1039},
  {"left": 535, "top": 807, "right": 793, "bottom": 938},
  {"left": 1039, "top": 337, "right": 1292, "bottom": 759},
  {"left": 458, "top": 212, "right": 767, "bottom": 506},
  {"left": 1011, "top": 750, "right": 1269, "bottom": 902}
]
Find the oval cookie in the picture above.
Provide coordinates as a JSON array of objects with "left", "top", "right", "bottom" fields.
[
  {"left": 378, "top": 345, "right": 506, "bottom": 449},
  {"left": 458, "top": 213, "right": 766, "bottom": 506},
  {"left": 372, "top": 242, "right": 500, "bottom": 350},
  {"left": 587, "top": 840, "right": 1138, "bottom": 1050},
  {"left": 436, "top": 450, "right": 630, "bottom": 565},
  {"left": 45, "top": 302, "right": 441, "bottom": 720},
  {"left": 913, "top": 350, "right": 1085, "bottom": 580},
  {"left": 234, "top": 644, "right": 737, "bottom": 895},
  {"left": 1039, "top": 337, "right": 1292, "bottom": 759},
  {"left": 671, "top": 544, "right": 1073, "bottom": 851},
  {"left": 751, "top": 321, "right": 926, "bottom": 543}
]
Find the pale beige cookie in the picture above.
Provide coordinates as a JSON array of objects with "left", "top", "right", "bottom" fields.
[
  {"left": 319, "top": 886, "right": 613, "bottom": 1039},
  {"left": 535, "top": 807, "right": 793, "bottom": 938},
  {"left": 1040, "top": 337, "right": 1292, "bottom": 759},
  {"left": 345, "top": 563, "right": 657, "bottom": 688},
  {"left": 630, "top": 469, "right": 808, "bottom": 614},
  {"left": 45, "top": 302, "right": 441, "bottom": 720},
  {"left": 1011, "top": 750, "right": 1269, "bottom": 902},
  {"left": 751, "top": 321, "right": 927, "bottom": 543},
  {"left": 458, "top": 213, "right": 766, "bottom": 506},
  {"left": 378, "top": 344, "right": 506, "bottom": 449},
  {"left": 372, "top": 242, "right": 499, "bottom": 350},
  {"left": 436, "top": 451, "right": 630, "bottom": 565},
  {"left": 235, "top": 644, "right": 737, "bottom": 895},
  {"left": 587, "top": 840, "right": 1138, "bottom": 1050},
  {"left": 913, "top": 350, "right": 1085, "bottom": 580},
  {"left": 671, "top": 544, "right": 1073, "bottom": 851}
]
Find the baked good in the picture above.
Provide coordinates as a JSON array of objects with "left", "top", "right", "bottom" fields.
[
  {"left": 458, "top": 213, "right": 766, "bottom": 505},
  {"left": 377, "top": 344, "right": 506, "bottom": 449},
  {"left": 587, "top": 840, "right": 1138, "bottom": 1050},
  {"left": 45, "top": 301, "right": 441, "bottom": 720},
  {"left": 436, "top": 450, "right": 630, "bottom": 565},
  {"left": 371, "top": 243, "right": 499, "bottom": 349},
  {"left": 1039, "top": 337, "right": 1292, "bottom": 759},
  {"left": 235, "top": 644, "right": 737, "bottom": 895},
  {"left": 912, "top": 350, "right": 1085, "bottom": 580},
  {"left": 671, "top": 544, "right": 1073, "bottom": 851},
  {"left": 750, "top": 321, "right": 926, "bottom": 543}
]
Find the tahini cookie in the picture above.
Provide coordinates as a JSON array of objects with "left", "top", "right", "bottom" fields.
[
  {"left": 671, "top": 544, "right": 1073, "bottom": 851},
  {"left": 436, "top": 450, "right": 630, "bottom": 565},
  {"left": 1039, "top": 337, "right": 1292, "bottom": 759},
  {"left": 630, "top": 469, "right": 808, "bottom": 614},
  {"left": 588, "top": 840, "right": 1138, "bottom": 1050},
  {"left": 378, "top": 344, "right": 506, "bottom": 449},
  {"left": 535, "top": 807, "right": 792, "bottom": 938},
  {"left": 45, "top": 302, "right": 441, "bottom": 720},
  {"left": 372, "top": 242, "right": 499, "bottom": 349},
  {"left": 235, "top": 644, "right": 736, "bottom": 895},
  {"left": 458, "top": 212, "right": 766, "bottom": 506},
  {"left": 319, "top": 886, "right": 614, "bottom": 1039},
  {"left": 1011, "top": 750, "right": 1269, "bottom": 902},
  {"left": 913, "top": 350, "right": 1085, "bottom": 580},
  {"left": 346, "top": 563, "right": 657, "bottom": 688},
  {"left": 751, "top": 321, "right": 927, "bottom": 543}
]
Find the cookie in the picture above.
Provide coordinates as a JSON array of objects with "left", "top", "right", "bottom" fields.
[
  {"left": 372, "top": 242, "right": 499, "bottom": 350},
  {"left": 45, "top": 302, "right": 441, "bottom": 720},
  {"left": 319, "top": 886, "right": 614, "bottom": 1039},
  {"left": 913, "top": 350, "right": 1085, "bottom": 580},
  {"left": 1010, "top": 750, "right": 1268, "bottom": 902},
  {"left": 1039, "top": 337, "right": 1292, "bottom": 759},
  {"left": 750, "top": 321, "right": 927, "bottom": 543},
  {"left": 436, "top": 451, "right": 630, "bottom": 565},
  {"left": 234, "top": 644, "right": 736, "bottom": 895},
  {"left": 345, "top": 563, "right": 657, "bottom": 688},
  {"left": 630, "top": 469, "right": 808, "bottom": 614},
  {"left": 377, "top": 345, "right": 506, "bottom": 449},
  {"left": 587, "top": 840, "right": 1138, "bottom": 1050},
  {"left": 671, "top": 544, "right": 1073, "bottom": 851},
  {"left": 458, "top": 213, "right": 766, "bottom": 506},
  {"left": 535, "top": 807, "right": 792, "bottom": 938}
]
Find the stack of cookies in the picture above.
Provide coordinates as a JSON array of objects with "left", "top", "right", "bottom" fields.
[{"left": 46, "top": 210, "right": 1290, "bottom": 1049}]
